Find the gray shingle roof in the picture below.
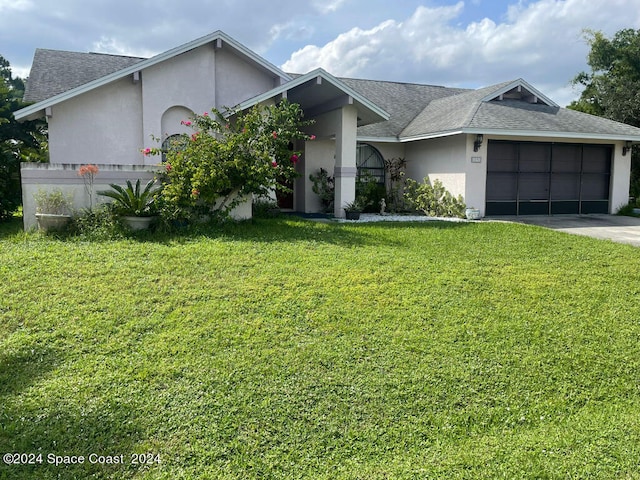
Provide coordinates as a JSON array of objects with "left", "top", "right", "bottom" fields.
[
  {"left": 400, "top": 80, "right": 514, "bottom": 138},
  {"left": 23, "top": 49, "right": 145, "bottom": 103},
  {"left": 469, "top": 100, "right": 640, "bottom": 137},
  {"left": 339, "top": 78, "right": 468, "bottom": 138},
  {"left": 22, "top": 46, "right": 640, "bottom": 140}
]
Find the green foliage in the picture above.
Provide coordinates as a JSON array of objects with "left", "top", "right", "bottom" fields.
[
  {"left": 404, "top": 177, "right": 466, "bottom": 218},
  {"left": 98, "top": 179, "right": 160, "bottom": 217},
  {"left": 569, "top": 29, "right": 640, "bottom": 198},
  {"left": 356, "top": 173, "right": 386, "bottom": 213},
  {"left": 569, "top": 29, "right": 640, "bottom": 125},
  {"left": 1, "top": 220, "right": 640, "bottom": 478},
  {"left": 342, "top": 198, "right": 363, "bottom": 212},
  {"left": 33, "top": 188, "right": 71, "bottom": 215},
  {"left": 252, "top": 197, "right": 280, "bottom": 218},
  {"left": 384, "top": 157, "right": 409, "bottom": 213},
  {"left": 67, "top": 203, "right": 126, "bottom": 240},
  {"left": 158, "top": 100, "right": 313, "bottom": 221},
  {"left": 309, "top": 168, "right": 334, "bottom": 213},
  {"left": 0, "top": 55, "right": 48, "bottom": 220}
]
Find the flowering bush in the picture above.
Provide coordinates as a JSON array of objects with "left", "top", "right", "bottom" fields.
[{"left": 152, "top": 100, "right": 313, "bottom": 220}]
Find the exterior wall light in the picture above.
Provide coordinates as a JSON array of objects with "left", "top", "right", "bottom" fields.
[
  {"left": 623, "top": 140, "right": 633, "bottom": 156},
  {"left": 473, "top": 134, "right": 484, "bottom": 152}
]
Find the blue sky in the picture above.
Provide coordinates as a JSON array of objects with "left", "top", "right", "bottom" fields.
[{"left": 1, "top": 0, "right": 639, "bottom": 106}]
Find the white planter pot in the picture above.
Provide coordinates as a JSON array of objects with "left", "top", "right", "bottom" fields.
[
  {"left": 35, "top": 213, "right": 71, "bottom": 232},
  {"left": 465, "top": 208, "right": 481, "bottom": 220},
  {"left": 122, "top": 216, "right": 155, "bottom": 230}
]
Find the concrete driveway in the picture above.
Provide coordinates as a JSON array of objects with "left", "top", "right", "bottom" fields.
[{"left": 489, "top": 214, "right": 640, "bottom": 247}]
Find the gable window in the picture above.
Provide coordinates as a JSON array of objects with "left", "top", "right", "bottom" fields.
[{"left": 356, "top": 143, "right": 385, "bottom": 185}]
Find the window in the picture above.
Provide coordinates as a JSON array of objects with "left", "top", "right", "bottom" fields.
[
  {"left": 162, "top": 134, "right": 185, "bottom": 162},
  {"left": 356, "top": 143, "right": 385, "bottom": 185}
]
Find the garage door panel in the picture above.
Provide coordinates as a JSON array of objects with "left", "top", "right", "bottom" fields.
[
  {"left": 519, "top": 173, "right": 549, "bottom": 200},
  {"left": 519, "top": 144, "right": 551, "bottom": 172},
  {"left": 486, "top": 173, "right": 517, "bottom": 201},
  {"left": 486, "top": 141, "right": 612, "bottom": 215},
  {"left": 551, "top": 174, "right": 580, "bottom": 200},
  {"left": 581, "top": 174, "right": 610, "bottom": 200}
]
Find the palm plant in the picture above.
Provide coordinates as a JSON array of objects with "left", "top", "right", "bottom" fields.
[{"left": 98, "top": 179, "right": 160, "bottom": 217}]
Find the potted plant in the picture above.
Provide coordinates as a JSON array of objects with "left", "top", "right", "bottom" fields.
[
  {"left": 465, "top": 207, "right": 482, "bottom": 220},
  {"left": 343, "top": 199, "right": 363, "bottom": 220},
  {"left": 98, "top": 179, "right": 160, "bottom": 230},
  {"left": 34, "top": 189, "right": 72, "bottom": 231}
]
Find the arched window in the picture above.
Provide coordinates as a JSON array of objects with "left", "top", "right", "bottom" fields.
[
  {"left": 162, "top": 134, "right": 185, "bottom": 162},
  {"left": 356, "top": 143, "right": 385, "bottom": 185}
]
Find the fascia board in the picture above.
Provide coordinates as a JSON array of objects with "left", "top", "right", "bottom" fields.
[{"left": 398, "top": 127, "right": 640, "bottom": 143}]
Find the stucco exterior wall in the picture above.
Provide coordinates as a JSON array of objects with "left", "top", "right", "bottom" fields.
[
  {"left": 141, "top": 45, "right": 217, "bottom": 164},
  {"left": 364, "top": 142, "right": 405, "bottom": 162},
  {"left": 214, "top": 47, "right": 278, "bottom": 110},
  {"left": 47, "top": 76, "right": 143, "bottom": 165},
  {"left": 302, "top": 139, "right": 336, "bottom": 213},
  {"left": 21, "top": 163, "right": 158, "bottom": 230},
  {"left": 405, "top": 135, "right": 468, "bottom": 200}
]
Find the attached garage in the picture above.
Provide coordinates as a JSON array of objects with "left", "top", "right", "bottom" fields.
[{"left": 486, "top": 140, "right": 612, "bottom": 215}]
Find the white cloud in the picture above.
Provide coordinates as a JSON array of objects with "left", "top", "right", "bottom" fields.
[
  {"left": 281, "top": 0, "right": 640, "bottom": 106},
  {"left": 0, "top": 0, "right": 32, "bottom": 12},
  {"left": 91, "top": 37, "right": 158, "bottom": 58},
  {"left": 312, "top": 0, "right": 348, "bottom": 14}
]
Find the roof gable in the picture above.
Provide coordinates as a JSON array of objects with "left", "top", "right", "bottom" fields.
[
  {"left": 235, "top": 69, "right": 390, "bottom": 127},
  {"left": 15, "top": 31, "right": 290, "bottom": 121},
  {"left": 481, "top": 78, "right": 558, "bottom": 107}
]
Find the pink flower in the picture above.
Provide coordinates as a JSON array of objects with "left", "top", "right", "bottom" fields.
[
  {"left": 191, "top": 188, "right": 200, "bottom": 197},
  {"left": 203, "top": 112, "right": 209, "bottom": 117},
  {"left": 290, "top": 154, "right": 299, "bottom": 163},
  {"left": 272, "top": 131, "right": 278, "bottom": 139},
  {"left": 309, "top": 134, "right": 316, "bottom": 140},
  {"left": 142, "top": 148, "right": 152, "bottom": 156},
  {"left": 271, "top": 160, "right": 278, "bottom": 168},
  {"left": 181, "top": 120, "right": 192, "bottom": 126},
  {"left": 191, "top": 133, "right": 198, "bottom": 142},
  {"left": 165, "top": 163, "right": 172, "bottom": 173}
]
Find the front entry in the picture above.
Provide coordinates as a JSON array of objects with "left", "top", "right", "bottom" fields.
[{"left": 486, "top": 141, "right": 612, "bottom": 215}]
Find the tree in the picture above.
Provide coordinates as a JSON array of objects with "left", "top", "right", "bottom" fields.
[
  {"left": 0, "top": 55, "right": 48, "bottom": 220},
  {"left": 154, "top": 100, "right": 313, "bottom": 221},
  {"left": 569, "top": 29, "right": 640, "bottom": 199}
]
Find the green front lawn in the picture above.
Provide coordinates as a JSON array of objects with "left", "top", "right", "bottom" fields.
[{"left": 1, "top": 218, "right": 640, "bottom": 479}]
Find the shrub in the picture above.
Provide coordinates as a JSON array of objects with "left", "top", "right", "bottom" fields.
[
  {"left": 356, "top": 174, "right": 386, "bottom": 213},
  {"left": 404, "top": 177, "right": 466, "bottom": 218},
  {"left": 67, "top": 204, "right": 126, "bottom": 240},
  {"left": 252, "top": 197, "right": 280, "bottom": 218},
  {"left": 98, "top": 179, "right": 160, "bottom": 217},
  {"left": 33, "top": 188, "right": 72, "bottom": 215},
  {"left": 309, "top": 168, "right": 334, "bottom": 213},
  {"left": 154, "top": 100, "right": 313, "bottom": 221},
  {"left": 384, "top": 157, "right": 409, "bottom": 213},
  {"left": 0, "top": 150, "right": 20, "bottom": 220}
]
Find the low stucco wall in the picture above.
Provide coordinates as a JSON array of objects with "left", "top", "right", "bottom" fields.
[{"left": 21, "top": 163, "right": 251, "bottom": 230}]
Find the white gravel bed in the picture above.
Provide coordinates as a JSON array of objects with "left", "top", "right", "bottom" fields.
[{"left": 337, "top": 213, "right": 470, "bottom": 223}]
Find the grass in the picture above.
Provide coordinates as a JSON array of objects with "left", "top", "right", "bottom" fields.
[{"left": 1, "top": 216, "right": 640, "bottom": 478}]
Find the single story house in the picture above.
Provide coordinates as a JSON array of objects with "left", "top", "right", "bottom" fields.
[{"left": 15, "top": 30, "right": 640, "bottom": 229}]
